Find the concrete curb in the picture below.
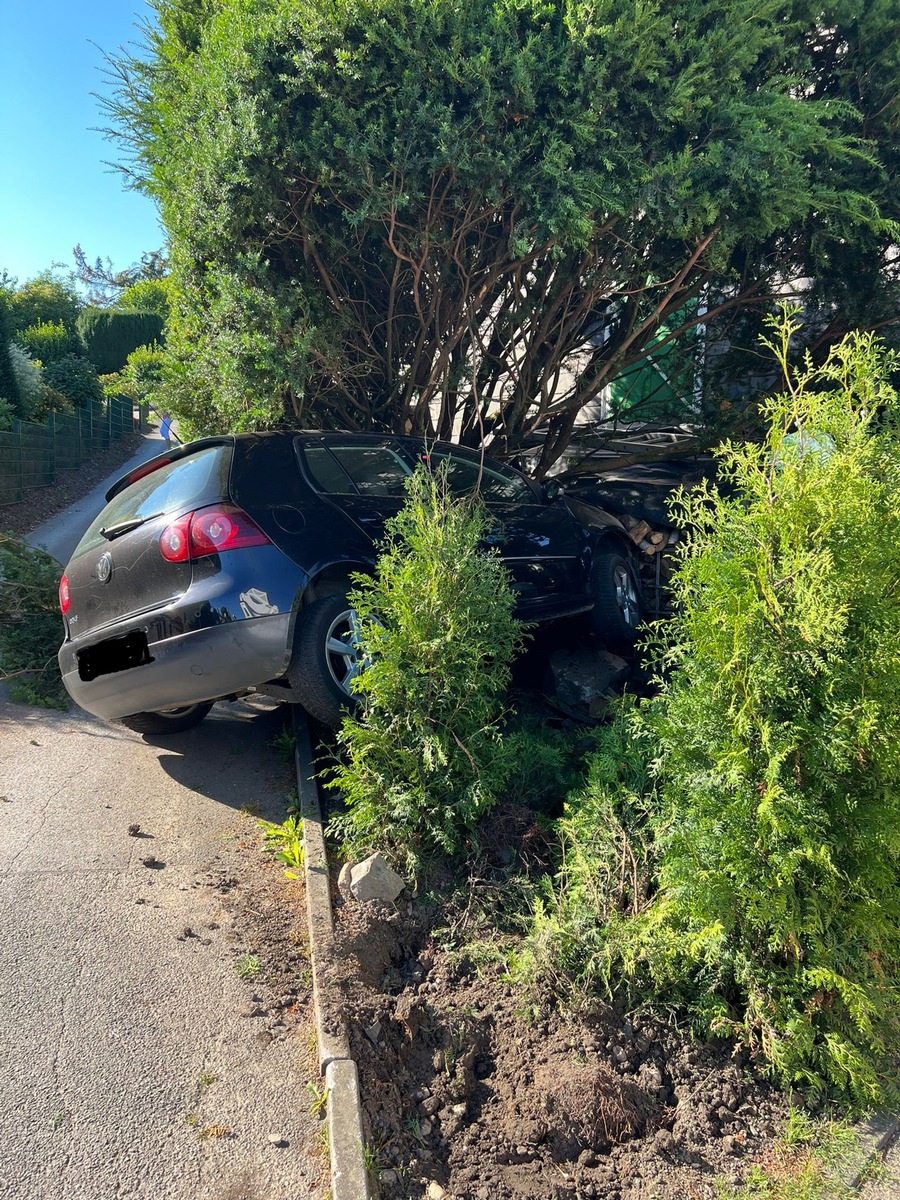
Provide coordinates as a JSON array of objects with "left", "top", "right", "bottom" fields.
[{"left": 294, "top": 711, "right": 371, "bottom": 1200}]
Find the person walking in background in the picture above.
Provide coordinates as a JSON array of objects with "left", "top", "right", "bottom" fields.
[{"left": 160, "top": 411, "right": 173, "bottom": 449}]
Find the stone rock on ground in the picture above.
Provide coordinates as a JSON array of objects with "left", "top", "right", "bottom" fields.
[
  {"left": 349, "top": 852, "right": 405, "bottom": 903},
  {"left": 546, "top": 646, "right": 631, "bottom": 715}
]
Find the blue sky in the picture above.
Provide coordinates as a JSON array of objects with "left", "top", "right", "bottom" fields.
[{"left": 0, "top": 1, "right": 164, "bottom": 288}]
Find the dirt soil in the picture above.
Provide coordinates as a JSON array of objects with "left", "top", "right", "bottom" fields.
[
  {"left": 0, "top": 428, "right": 150, "bottom": 538},
  {"left": 202, "top": 822, "right": 315, "bottom": 1053},
  {"left": 323, "top": 804, "right": 790, "bottom": 1200}
]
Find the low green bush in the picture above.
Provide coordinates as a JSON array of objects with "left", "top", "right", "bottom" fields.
[
  {"left": 42, "top": 353, "right": 104, "bottom": 409},
  {"left": 16, "top": 320, "right": 76, "bottom": 364},
  {"left": 33, "top": 386, "right": 75, "bottom": 422},
  {"left": 530, "top": 312, "right": 900, "bottom": 1106},
  {"left": 524, "top": 697, "right": 658, "bottom": 998},
  {"left": 0, "top": 291, "right": 22, "bottom": 411},
  {"left": 328, "top": 466, "right": 526, "bottom": 878},
  {"left": 7, "top": 343, "right": 42, "bottom": 420},
  {"left": 0, "top": 534, "right": 67, "bottom": 708}
]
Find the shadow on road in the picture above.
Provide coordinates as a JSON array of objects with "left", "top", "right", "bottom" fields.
[{"left": 146, "top": 696, "right": 295, "bottom": 820}]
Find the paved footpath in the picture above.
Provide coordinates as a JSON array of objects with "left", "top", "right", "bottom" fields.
[{"left": 0, "top": 697, "right": 321, "bottom": 1200}]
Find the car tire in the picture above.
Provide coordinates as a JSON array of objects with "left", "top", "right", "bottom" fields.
[
  {"left": 118, "top": 702, "right": 214, "bottom": 735},
  {"left": 590, "top": 549, "right": 642, "bottom": 649},
  {"left": 290, "top": 594, "right": 366, "bottom": 728}
]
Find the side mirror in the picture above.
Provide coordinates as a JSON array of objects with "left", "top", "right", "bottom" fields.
[{"left": 542, "top": 479, "right": 562, "bottom": 503}]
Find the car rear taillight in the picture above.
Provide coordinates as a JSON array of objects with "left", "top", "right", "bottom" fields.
[
  {"left": 159, "top": 513, "right": 193, "bottom": 562},
  {"left": 159, "top": 505, "right": 271, "bottom": 563},
  {"left": 59, "top": 573, "right": 70, "bottom": 615}
]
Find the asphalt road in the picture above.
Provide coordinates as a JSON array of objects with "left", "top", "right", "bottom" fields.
[{"left": 0, "top": 450, "right": 322, "bottom": 1200}]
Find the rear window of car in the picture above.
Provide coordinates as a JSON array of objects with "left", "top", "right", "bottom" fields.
[
  {"left": 303, "top": 444, "right": 413, "bottom": 497},
  {"left": 71, "top": 446, "right": 231, "bottom": 558}
]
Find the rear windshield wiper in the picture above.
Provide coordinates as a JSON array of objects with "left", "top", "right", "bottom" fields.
[{"left": 99, "top": 513, "right": 163, "bottom": 541}]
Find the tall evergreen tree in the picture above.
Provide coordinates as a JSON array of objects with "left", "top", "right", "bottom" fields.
[{"left": 107, "top": 0, "right": 897, "bottom": 468}]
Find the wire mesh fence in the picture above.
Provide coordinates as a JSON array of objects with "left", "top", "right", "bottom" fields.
[{"left": 0, "top": 399, "right": 144, "bottom": 510}]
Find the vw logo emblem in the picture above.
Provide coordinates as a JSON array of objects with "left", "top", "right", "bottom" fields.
[{"left": 97, "top": 553, "right": 113, "bottom": 583}]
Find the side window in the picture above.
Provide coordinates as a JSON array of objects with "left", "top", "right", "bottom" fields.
[
  {"left": 302, "top": 446, "right": 355, "bottom": 494},
  {"left": 328, "top": 445, "right": 413, "bottom": 497},
  {"left": 426, "top": 450, "right": 535, "bottom": 504}
]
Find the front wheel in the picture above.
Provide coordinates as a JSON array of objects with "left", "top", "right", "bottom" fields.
[
  {"left": 289, "top": 594, "right": 366, "bottom": 728},
  {"left": 590, "top": 550, "right": 642, "bottom": 649},
  {"left": 119, "top": 702, "right": 214, "bottom": 735}
]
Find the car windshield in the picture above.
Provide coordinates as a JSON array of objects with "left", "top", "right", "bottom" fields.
[{"left": 72, "top": 446, "right": 231, "bottom": 558}]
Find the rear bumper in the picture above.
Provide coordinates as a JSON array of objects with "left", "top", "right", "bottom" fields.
[{"left": 59, "top": 612, "right": 292, "bottom": 722}]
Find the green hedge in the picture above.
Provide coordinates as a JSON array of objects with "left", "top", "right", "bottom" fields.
[{"left": 76, "top": 308, "right": 165, "bottom": 375}]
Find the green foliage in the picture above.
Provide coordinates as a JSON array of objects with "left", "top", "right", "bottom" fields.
[
  {"left": 523, "top": 698, "right": 658, "bottom": 997},
  {"left": 72, "top": 245, "right": 170, "bottom": 308},
  {"left": 106, "top": 0, "right": 895, "bottom": 461},
  {"left": 499, "top": 713, "right": 590, "bottom": 817},
  {"left": 258, "top": 813, "right": 305, "bottom": 878},
  {"left": 267, "top": 727, "right": 297, "bottom": 760},
  {"left": 76, "top": 307, "right": 165, "bottom": 375},
  {"left": 786, "top": 0, "right": 900, "bottom": 346},
  {"left": 42, "top": 354, "right": 104, "bottom": 409},
  {"left": 0, "top": 534, "right": 67, "bottom": 709},
  {"left": 8, "top": 275, "right": 81, "bottom": 338},
  {"left": 16, "top": 321, "right": 77, "bottom": 365},
  {"left": 115, "top": 277, "right": 172, "bottom": 320},
  {"left": 99, "top": 372, "right": 133, "bottom": 401},
  {"left": 637, "top": 316, "right": 900, "bottom": 1104},
  {"left": 33, "top": 386, "right": 75, "bottom": 422},
  {"left": 122, "top": 342, "right": 166, "bottom": 405},
  {"left": 7, "top": 344, "right": 43, "bottom": 421},
  {"left": 715, "top": 1108, "right": 857, "bottom": 1199},
  {"left": 233, "top": 953, "right": 262, "bottom": 979},
  {"left": 533, "top": 313, "right": 900, "bottom": 1105},
  {"left": 328, "top": 466, "right": 525, "bottom": 877},
  {"left": 0, "top": 291, "right": 21, "bottom": 411},
  {"left": 306, "top": 1080, "right": 329, "bottom": 1119}
]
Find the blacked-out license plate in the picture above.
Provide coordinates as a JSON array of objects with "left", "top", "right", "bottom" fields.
[{"left": 77, "top": 631, "right": 154, "bottom": 682}]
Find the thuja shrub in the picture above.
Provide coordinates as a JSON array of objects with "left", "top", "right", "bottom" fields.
[
  {"left": 0, "top": 534, "right": 67, "bottom": 708},
  {"left": 533, "top": 313, "right": 900, "bottom": 1105},
  {"left": 643, "top": 318, "right": 900, "bottom": 1103},
  {"left": 328, "top": 466, "right": 525, "bottom": 878}
]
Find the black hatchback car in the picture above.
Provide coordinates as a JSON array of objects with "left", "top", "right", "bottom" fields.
[{"left": 58, "top": 432, "right": 642, "bottom": 732}]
